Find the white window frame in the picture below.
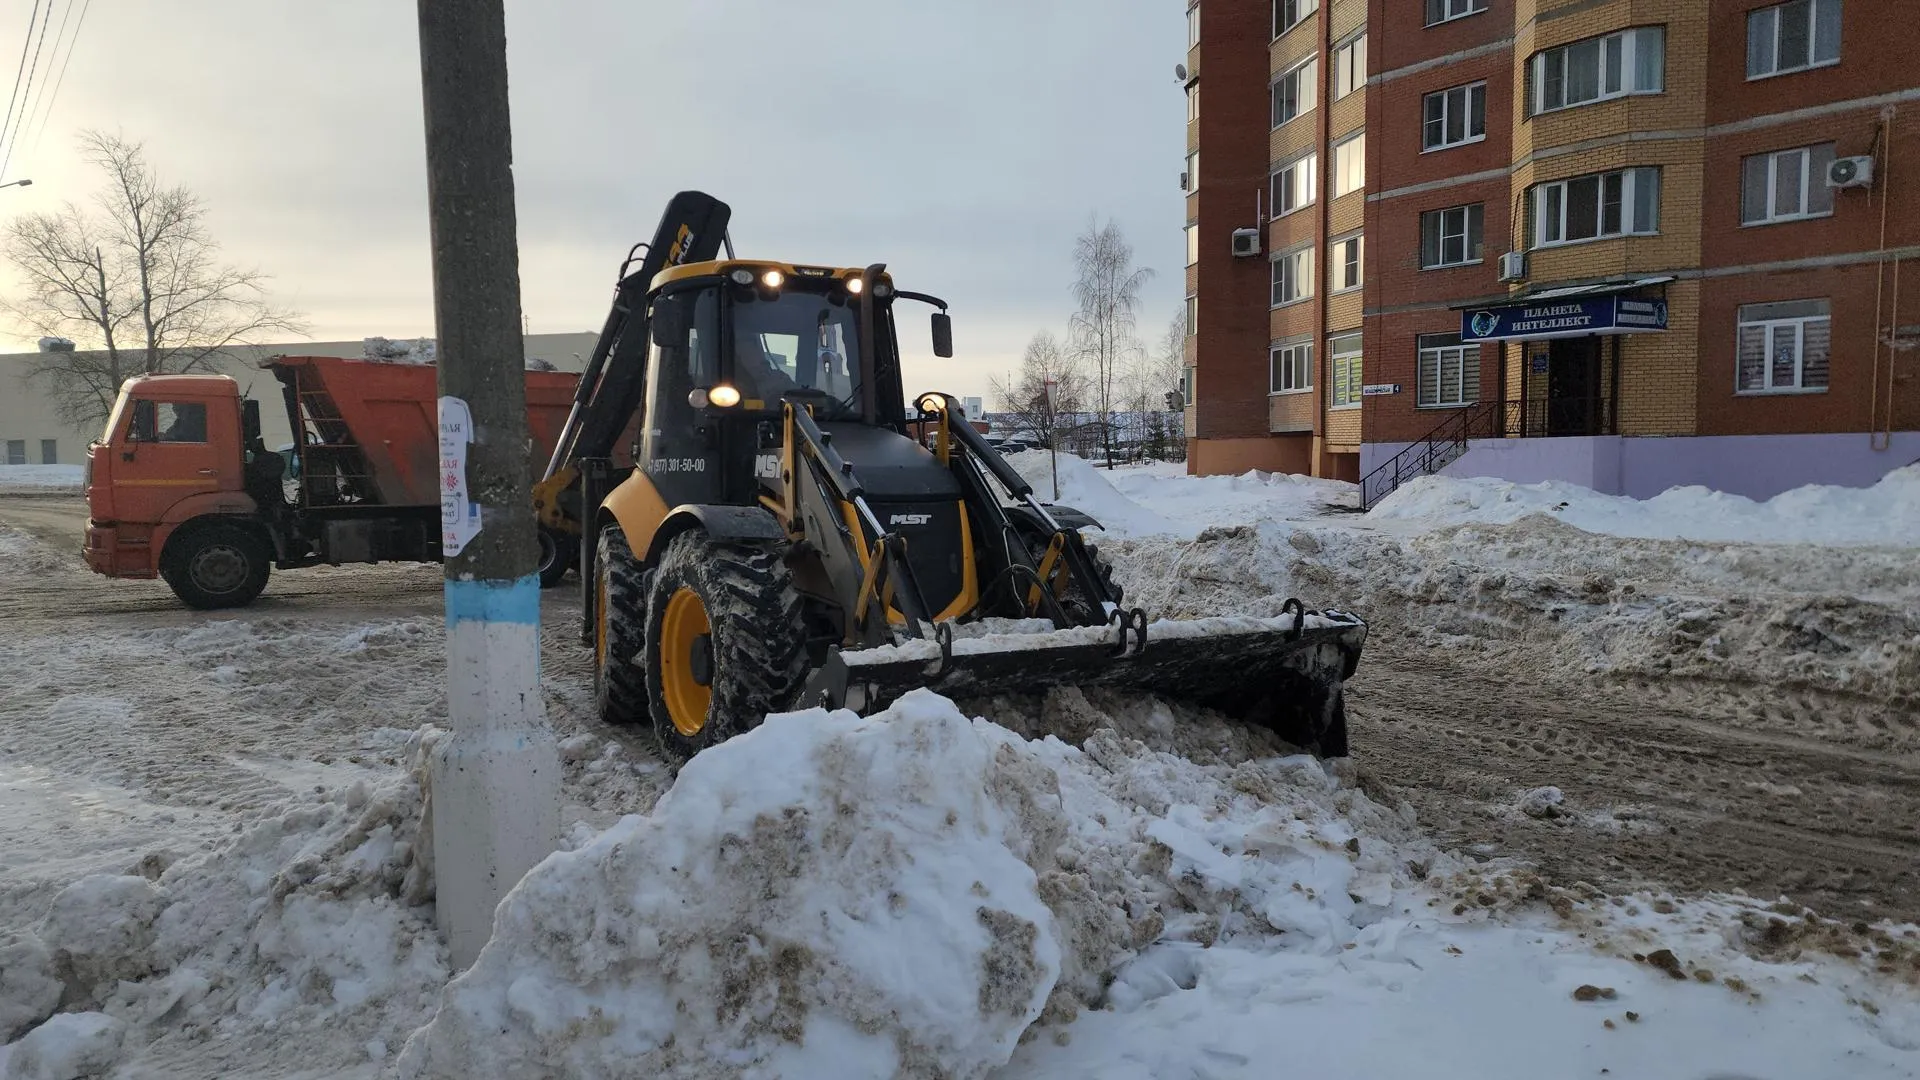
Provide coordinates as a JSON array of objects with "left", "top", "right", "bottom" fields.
[
  {"left": 1186, "top": 84, "right": 1200, "bottom": 123},
  {"left": 1422, "top": 81, "right": 1487, "bottom": 151},
  {"left": 1332, "top": 131, "right": 1365, "bottom": 198},
  {"left": 1532, "top": 167, "right": 1660, "bottom": 247},
  {"left": 1185, "top": 223, "right": 1198, "bottom": 266},
  {"left": 1185, "top": 294, "right": 1197, "bottom": 336},
  {"left": 1270, "top": 338, "right": 1315, "bottom": 394},
  {"left": 1742, "top": 144, "right": 1836, "bottom": 225},
  {"left": 1425, "top": 0, "right": 1488, "bottom": 26},
  {"left": 1188, "top": 2, "right": 1201, "bottom": 47},
  {"left": 1531, "top": 26, "right": 1665, "bottom": 115},
  {"left": 1747, "top": 0, "right": 1842, "bottom": 80},
  {"left": 1334, "top": 32, "right": 1367, "bottom": 99},
  {"left": 1330, "top": 232, "right": 1363, "bottom": 293},
  {"left": 1184, "top": 364, "right": 1197, "bottom": 405},
  {"left": 1420, "top": 203, "right": 1483, "bottom": 268},
  {"left": 1270, "top": 152, "right": 1317, "bottom": 219},
  {"left": 1329, "top": 332, "right": 1363, "bottom": 409},
  {"left": 1417, "top": 334, "right": 1480, "bottom": 408},
  {"left": 1273, "top": 0, "right": 1318, "bottom": 39},
  {"left": 1270, "top": 245, "right": 1314, "bottom": 308},
  {"left": 1271, "top": 55, "right": 1318, "bottom": 128},
  {"left": 1186, "top": 150, "right": 1198, "bottom": 192},
  {"left": 1736, "top": 300, "right": 1830, "bottom": 394}
]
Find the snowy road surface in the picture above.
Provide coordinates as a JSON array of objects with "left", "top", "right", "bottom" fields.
[{"left": 3, "top": 466, "right": 1918, "bottom": 1078}]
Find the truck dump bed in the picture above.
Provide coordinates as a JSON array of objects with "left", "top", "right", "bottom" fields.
[{"left": 270, "top": 356, "right": 579, "bottom": 508}]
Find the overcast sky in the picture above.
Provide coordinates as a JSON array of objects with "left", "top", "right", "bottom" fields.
[{"left": 0, "top": 1, "right": 1187, "bottom": 401}]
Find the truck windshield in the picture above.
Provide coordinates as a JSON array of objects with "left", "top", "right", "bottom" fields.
[
  {"left": 99, "top": 388, "right": 131, "bottom": 445},
  {"left": 729, "top": 285, "right": 865, "bottom": 418}
]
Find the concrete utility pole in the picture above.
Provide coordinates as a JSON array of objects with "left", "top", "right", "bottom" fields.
[{"left": 416, "top": 0, "right": 559, "bottom": 969}]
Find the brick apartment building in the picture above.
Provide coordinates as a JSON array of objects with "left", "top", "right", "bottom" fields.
[{"left": 1181, "top": 0, "right": 1920, "bottom": 501}]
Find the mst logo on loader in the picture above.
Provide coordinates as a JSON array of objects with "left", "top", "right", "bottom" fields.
[{"left": 888, "top": 513, "right": 932, "bottom": 527}]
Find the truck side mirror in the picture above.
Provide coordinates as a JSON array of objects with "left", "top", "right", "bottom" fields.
[
  {"left": 931, "top": 312, "right": 953, "bottom": 359},
  {"left": 128, "top": 399, "right": 157, "bottom": 442}
]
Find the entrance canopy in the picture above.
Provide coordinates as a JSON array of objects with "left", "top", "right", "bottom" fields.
[{"left": 1458, "top": 276, "right": 1672, "bottom": 343}]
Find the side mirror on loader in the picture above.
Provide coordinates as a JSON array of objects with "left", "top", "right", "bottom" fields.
[{"left": 931, "top": 312, "right": 953, "bottom": 359}]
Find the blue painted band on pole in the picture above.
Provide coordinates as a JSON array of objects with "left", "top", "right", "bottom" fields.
[{"left": 444, "top": 575, "right": 542, "bottom": 626}]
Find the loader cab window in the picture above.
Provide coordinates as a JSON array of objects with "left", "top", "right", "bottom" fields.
[
  {"left": 640, "top": 284, "right": 721, "bottom": 477},
  {"left": 727, "top": 284, "right": 863, "bottom": 417}
]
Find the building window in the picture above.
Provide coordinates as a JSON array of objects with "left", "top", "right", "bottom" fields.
[
  {"left": 1331, "top": 232, "right": 1363, "bottom": 292},
  {"left": 1185, "top": 223, "right": 1198, "bottom": 266},
  {"left": 1737, "top": 299, "right": 1830, "bottom": 393},
  {"left": 1185, "top": 294, "right": 1197, "bottom": 335},
  {"left": 1271, "top": 245, "right": 1314, "bottom": 307},
  {"left": 1186, "top": 150, "right": 1198, "bottom": 192},
  {"left": 1332, "top": 131, "right": 1365, "bottom": 197},
  {"left": 1186, "top": 84, "right": 1199, "bottom": 122},
  {"left": 1748, "top": 0, "right": 1841, "bottom": 79},
  {"left": 1271, "top": 56, "right": 1318, "bottom": 128},
  {"left": 1334, "top": 32, "right": 1367, "bottom": 99},
  {"left": 1425, "top": 0, "right": 1487, "bottom": 26},
  {"left": 1330, "top": 332, "right": 1362, "bottom": 408},
  {"left": 1420, "top": 203, "right": 1483, "bottom": 268},
  {"left": 1423, "top": 81, "right": 1487, "bottom": 150},
  {"left": 1184, "top": 364, "right": 1197, "bottom": 405},
  {"left": 1273, "top": 0, "right": 1318, "bottom": 39},
  {"left": 1188, "top": 2, "right": 1200, "bottom": 47},
  {"left": 1271, "top": 338, "right": 1314, "bottom": 393},
  {"left": 4, "top": 439, "right": 23, "bottom": 465},
  {"left": 1417, "top": 333, "right": 1480, "bottom": 407},
  {"left": 1533, "top": 167, "right": 1660, "bottom": 246},
  {"left": 1532, "top": 26, "right": 1665, "bottom": 114},
  {"left": 1270, "top": 152, "right": 1317, "bottom": 218},
  {"left": 40, "top": 439, "right": 56, "bottom": 464},
  {"left": 1742, "top": 144, "right": 1837, "bottom": 225}
]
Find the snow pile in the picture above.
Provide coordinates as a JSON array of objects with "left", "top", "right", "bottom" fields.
[
  {"left": 1003, "top": 451, "right": 1181, "bottom": 538},
  {"left": 363, "top": 336, "right": 437, "bottom": 365},
  {"left": 1372, "top": 464, "right": 1920, "bottom": 547},
  {"left": 0, "top": 465, "right": 83, "bottom": 493},
  {"left": 0, "top": 731, "right": 447, "bottom": 1077},
  {"left": 1109, "top": 462, "right": 1356, "bottom": 526},
  {"left": 399, "top": 691, "right": 1068, "bottom": 1079}
]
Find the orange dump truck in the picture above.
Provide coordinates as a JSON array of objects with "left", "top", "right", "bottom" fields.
[{"left": 83, "top": 355, "right": 580, "bottom": 609}]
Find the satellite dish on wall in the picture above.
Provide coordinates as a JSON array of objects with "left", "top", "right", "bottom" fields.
[{"left": 1174, "top": 63, "right": 1188, "bottom": 82}]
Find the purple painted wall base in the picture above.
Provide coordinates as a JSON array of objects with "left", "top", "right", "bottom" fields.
[{"left": 1360, "top": 432, "right": 1920, "bottom": 502}]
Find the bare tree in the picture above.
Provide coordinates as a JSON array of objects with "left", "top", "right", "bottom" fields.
[
  {"left": 989, "top": 329, "right": 1084, "bottom": 448},
  {"left": 3, "top": 131, "right": 304, "bottom": 426},
  {"left": 1152, "top": 304, "right": 1187, "bottom": 410},
  {"left": 1068, "top": 217, "right": 1152, "bottom": 468}
]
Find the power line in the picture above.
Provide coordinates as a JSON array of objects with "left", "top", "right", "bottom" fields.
[
  {"left": 14, "top": 0, "right": 69, "bottom": 160},
  {"left": 0, "top": 0, "right": 56, "bottom": 181},
  {"left": 29, "top": 0, "right": 83, "bottom": 158},
  {"left": 0, "top": 0, "right": 44, "bottom": 177}
]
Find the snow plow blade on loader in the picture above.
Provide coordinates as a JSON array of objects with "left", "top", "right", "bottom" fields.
[{"left": 813, "top": 609, "right": 1366, "bottom": 756}]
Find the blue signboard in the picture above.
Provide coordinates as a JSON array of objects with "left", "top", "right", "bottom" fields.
[{"left": 1461, "top": 294, "right": 1669, "bottom": 342}]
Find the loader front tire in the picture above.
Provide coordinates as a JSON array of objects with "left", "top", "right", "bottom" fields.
[
  {"left": 536, "top": 526, "right": 572, "bottom": 589},
  {"left": 592, "top": 524, "right": 649, "bottom": 726},
  {"left": 644, "top": 530, "right": 808, "bottom": 761},
  {"left": 161, "top": 521, "right": 271, "bottom": 610}
]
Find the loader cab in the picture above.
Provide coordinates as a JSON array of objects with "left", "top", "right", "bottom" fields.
[{"left": 637, "top": 261, "right": 914, "bottom": 507}]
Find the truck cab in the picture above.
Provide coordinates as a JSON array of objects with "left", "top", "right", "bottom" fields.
[{"left": 85, "top": 374, "right": 283, "bottom": 605}]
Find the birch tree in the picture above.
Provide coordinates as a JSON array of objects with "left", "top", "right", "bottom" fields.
[{"left": 1068, "top": 217, "right": 1152, "bottom": 467}]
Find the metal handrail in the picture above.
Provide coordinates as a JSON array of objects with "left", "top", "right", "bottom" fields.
[{"left": 1358, "top": 396, "right": 1619, "bottom": 510}]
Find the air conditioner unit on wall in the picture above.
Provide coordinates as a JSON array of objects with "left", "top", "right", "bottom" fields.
[
  {"left": 1497, "top": 251, "right": 1527, "bottom": 283},
  {"left": 1179, "top": 171, "right": 1190, "bottom": 192},
  {"left": 1230, "top": 228, "right": 1261, "bottom": 257},
  {"left": 1828, "top": 155, "right": 1874, "bottom": 190}
]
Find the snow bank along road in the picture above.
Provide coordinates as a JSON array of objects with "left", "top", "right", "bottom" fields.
[{"left": 3, "top": 472, "right": 1919, "bottom": 1078}]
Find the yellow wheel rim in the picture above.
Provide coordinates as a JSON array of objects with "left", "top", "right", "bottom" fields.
[{"left": 659, "top": 586, "right": 712, "bottom": 737}]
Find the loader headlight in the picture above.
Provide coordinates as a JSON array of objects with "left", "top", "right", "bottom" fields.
[
  {"left": 729, "top": 268, "right": 755, "bottom": 285},
  {"left": 706, "top": 384, "right": 742, "bottom": 408},
  {"left": 761, "top": 269, "right": 784, "bottom": 289},
  {"left": 845, "top": 277, "right": 863, "bottom": 294},
  {"left": 873, "top": 282, "right": 893, "bottom": 298}
]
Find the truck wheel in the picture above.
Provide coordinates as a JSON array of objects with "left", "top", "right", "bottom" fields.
[
  {"left": 644, "top": 530, "right": 808, "bottom": 761},
  {"left": 161, "top": 522, "right": 271, "bottom": 610},
  {"left": 592, "top": 524, "right": 649, "bottom": 726},
  {"left": 536, "top": 527, "right": 573, "bottom": 589}
]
